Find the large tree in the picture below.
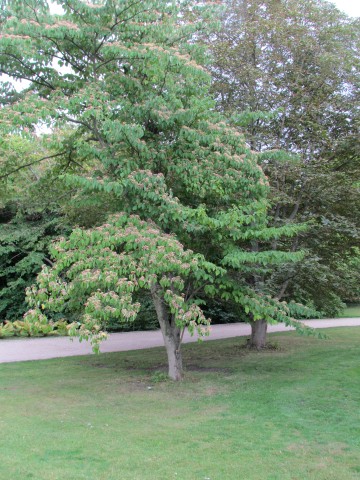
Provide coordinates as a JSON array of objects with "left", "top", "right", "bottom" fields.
[
  {"left": 207, "top": 0, "right": 360, "bottom": 315},
  {"left": 210, "top": 0, "right": 359, "bottom": 154},
  {"left": 0, "top": 0, "right": 314, "bottom": 377}
]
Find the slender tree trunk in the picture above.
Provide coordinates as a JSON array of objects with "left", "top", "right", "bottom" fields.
[
  {"left": 161, "top": 326, "right": 183, "bottom": 381},
  {"left": 151, "top": 284, "right": 183, "bottom": 381},
  {"left": 250, "top": 319, "right": 267, "bottom": 348}
]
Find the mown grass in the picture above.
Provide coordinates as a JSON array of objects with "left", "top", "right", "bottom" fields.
[
  {"left": 338, "top": 305, "right": 360, "bottom": 318},
  {"left": 1, "top": 328, "right": 360, "bottom": 480}
]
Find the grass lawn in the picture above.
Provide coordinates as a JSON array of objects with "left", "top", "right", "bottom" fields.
[
  {"left": 338, "top": 305, "right": 360, "bottom": 318},
  {"left": 1, "top": 328, "right": 360, "bottom": 480}
]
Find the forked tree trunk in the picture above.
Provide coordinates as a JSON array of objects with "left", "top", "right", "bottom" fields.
[
  {"left": 151, "top": 284, "right": 183, "bottom": 381},
  {"left": 250, "top": 319, "right": 268, "bottom": 349}
]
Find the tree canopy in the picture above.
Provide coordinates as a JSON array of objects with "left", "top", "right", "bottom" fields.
[
  {"left": 1, "top": 0, "right": 321, "bottom": 378},
  {"left": 207, "top": 0, "right": 360, "bottom": 315}
]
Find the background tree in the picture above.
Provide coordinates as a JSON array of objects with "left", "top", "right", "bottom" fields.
[
  {"left": 210, "top": 0, "right": 359, "bottom": 154},
  {"left": 0, "top": 134, "right": 69, "bottom": 320},
  {"left": 0, "top": 127, "right": 106, "bottom": 321},
  {"left": 207, "top": 0, "right": 360, "bottom": 315}
]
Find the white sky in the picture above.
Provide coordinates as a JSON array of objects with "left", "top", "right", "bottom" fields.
[
  {"left": 329, "top": 0, "right": 360, "bottom": 17},
  {"left": 49, "top": 2, "right": 63, "bottom": 15},
  {"left": 48, "top": 1, "right": 360, "bottom": 17}
]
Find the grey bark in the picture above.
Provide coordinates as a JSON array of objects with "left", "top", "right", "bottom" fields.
[
  {"left": 151, "top": 283, "right": 183, "bottom": 381},
  {"left": 250, "top": 319, "right": 268, "bottom": 348}
]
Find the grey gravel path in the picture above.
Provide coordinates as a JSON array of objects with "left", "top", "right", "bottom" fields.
[{"left": 1, "top": 318, "right": 360, "bottom": 364}]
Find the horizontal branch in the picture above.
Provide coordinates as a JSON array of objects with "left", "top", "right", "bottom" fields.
[{"left": 0, "top": 151, "right": 67, "bottom": 180}]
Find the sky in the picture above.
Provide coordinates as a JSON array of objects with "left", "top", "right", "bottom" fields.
[
  {"left": 48, "top": 1, "right": 360, "bottom": 18},
  {"left": 48, "top": 1, "right": 360, "bottom": 17},
  {"left": 329, "top": 0, "right": 360, "bottom": 17}
]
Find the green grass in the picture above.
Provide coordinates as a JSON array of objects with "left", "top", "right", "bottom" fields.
[
  {"left": 338, "top": 305, "right": 360, "bottom": 318},
  {"left": 1, "top": 328, "right": 360, "bottom": 480}
]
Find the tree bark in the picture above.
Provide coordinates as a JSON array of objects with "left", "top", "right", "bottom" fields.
[
  {"left": 151, "top": 284, "right": 183, "bottom": 381},
  {"left": 250, "top": 319, "right": 268, "bottom": 349}
]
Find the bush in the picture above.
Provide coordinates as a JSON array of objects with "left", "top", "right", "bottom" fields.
[{"left": 0, "top": 316, "right": 69, "bottom": 339}]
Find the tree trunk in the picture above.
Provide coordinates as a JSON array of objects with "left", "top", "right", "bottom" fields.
[
  {"left": 250, "top": 319, "right": 268, "bottom": 349},
  {"left": 151, "top": 284, "right": 183, "bottom": 381}
]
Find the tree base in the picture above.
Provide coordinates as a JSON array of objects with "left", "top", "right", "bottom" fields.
[{"left": 250, "top": 319, "right": 268, "bottom": 349}]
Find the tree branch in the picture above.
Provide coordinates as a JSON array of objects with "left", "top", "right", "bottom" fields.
[
  {"left": 0, "top": 53, "right": 55, "bottom": 90},
  {"left": 0, "top": 152, "right": 67, "bottom": 180}
]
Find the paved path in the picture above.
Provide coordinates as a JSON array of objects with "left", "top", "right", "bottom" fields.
[{"left": 1, "top": 318, "right": 360, "bottom": 364}]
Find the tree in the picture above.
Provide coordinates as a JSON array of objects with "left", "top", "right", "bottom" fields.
[
  {"left": 26, "top": 214, "right": 225, "bottom": 380},
  {"left": 207, "top": 0, "right": 360, "bottom": 316},
  {"left": 260, "top": 153, "right": 360, "bottom": 315},
  {"left": 210, "top": 0, "right": 360, "bottom": 155},
  {"left": 1, "top": 0, "right": 313, "bottom": 377},
  {"left": 0, "top": 134, "right": 68, "bottom": 320}
]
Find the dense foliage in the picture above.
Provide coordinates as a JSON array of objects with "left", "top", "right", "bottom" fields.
[
  {"left": 0, "top": 134, "right": 73, "bottom": 320},
  {"left": 6, "top": 0, "right": 357, "bottom": 377},
  {"left": 208, "top": 0, "right": 360, "bottom": 315},
  {"left": 0, "top": 0, "right": 318, "bottom": 378}
]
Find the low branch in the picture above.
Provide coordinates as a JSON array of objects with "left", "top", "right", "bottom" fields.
[
  {"left": 288, "top": 180, "right": 307, "bottom": 221},
  {"left": 0, "top": 152, "right": 67, "bottom": 180},
  {"left": 0, "top": 53, "right": 55, "bottom": 90},
  {"left": 276, "top": 278, "right": 291, "bottom": 301},
  {"left": 43, "top": 257, "right": 54, "bottom": 267},
  {"left": 275, "top": 272, "right": 298, "bottom": 300},
  {"left": 186, "top": 283, "right": 208, "bottom": 301},
  {"left": 0, "top": 67, "right": 54, "bottom": 91}
]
